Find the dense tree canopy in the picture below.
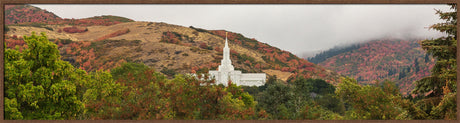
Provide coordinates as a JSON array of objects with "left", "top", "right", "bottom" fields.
[
  {"left": 5, "top": 32, "right": 85, "bottom": 119},
  {"left": 336, "top": 77, "right": 405, "bottom": 119},
  {"left": 80, "top": 62, "right": 261, "bottom": 120}
]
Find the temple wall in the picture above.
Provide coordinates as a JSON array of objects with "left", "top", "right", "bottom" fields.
[{"left": 239, "top": 73, "right": 266, "bottom": 86}]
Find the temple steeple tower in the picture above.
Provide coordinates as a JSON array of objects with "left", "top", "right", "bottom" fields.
[
  {"left": 218, "top": 32, "right": 234, "bottom": 71},
  {"left": 207, "top": 31, "right": 266, "bottom": 87}
]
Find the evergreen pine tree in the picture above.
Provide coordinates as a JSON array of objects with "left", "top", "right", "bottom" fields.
[{"left": 411, "top": 4, "right": 457, "bottom": 119}]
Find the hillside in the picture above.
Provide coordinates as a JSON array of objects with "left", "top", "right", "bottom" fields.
[
  {"left": 5, "top": 4, "right": 134, "bottom": 26},
  {"left": 4, "top": 5, "right": 342, "bottom": 85},
  {"left": 308, "top": 39, "right": 435, "bottom": 95},
  {"left": 5, "top": 4, "right": 61, "bottom": 25}
]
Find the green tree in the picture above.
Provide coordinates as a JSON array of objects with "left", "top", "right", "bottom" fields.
[
  {"left": 169, "top": 75, "right": 257, "bottom": 120},
  {"left": 299, "top": 104, "right": 343, "bottom": 120},
  {"left": 108, "top": 62, "right": 173, "bottom": 120},
  {"left": 411, "top": 4, "right": 457, "bottom": 120},
  {"left": 110, "top": 62, "right": 150, "bottom": 81},
  {"left": 336, "top": 77, "right": 404, "bottom": 120},
  {"left": 292, "top": 77, "right": 344, "bottom": 115},
  {"left": 257, "top": 76, "right": 344, "bottom": 120},
  {"left": 314, "top": 93, "right": 345, "bottom": 115},
  {"left": 291, "top": 77, "right": 311, "bottom": 118},
  {"left": 309, "top": 78, "right": 335, "bottom": 95},
  {"left": 4, "top": 32, "right": 84, "bottom": 119},
  {"left": 80, "top": 70, "right": 127, "bottom": 120},
  {"left": 257, "top": 80, "right": 294, "bottom": 119}
]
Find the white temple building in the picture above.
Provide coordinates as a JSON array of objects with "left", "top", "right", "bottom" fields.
[{"left": 208, "top": 32, "right": 266, "bottom": 86}]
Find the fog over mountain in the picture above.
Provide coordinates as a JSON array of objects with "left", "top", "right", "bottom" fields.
[{"left": 33, "top": 4, "right": 451, "bottom": 56}]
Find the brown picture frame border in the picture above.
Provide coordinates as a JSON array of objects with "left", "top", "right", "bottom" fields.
[{"left": 1, "top": 0, "right": 459, "bottom": 122}]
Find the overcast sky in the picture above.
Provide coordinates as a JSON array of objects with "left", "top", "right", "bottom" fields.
[{"left": 32, "top": 4, "right": 452, "bottom": 56}]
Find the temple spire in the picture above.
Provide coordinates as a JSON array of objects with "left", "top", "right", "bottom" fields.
[
  {"left": 225, "top": 32, "right": 228, "bottom": 48},
  {"left": 218, "top": 31, "right": 234, "bottom": 71},
  {"left": 207, "top": 31, "right": 267, "bottom": 87}
]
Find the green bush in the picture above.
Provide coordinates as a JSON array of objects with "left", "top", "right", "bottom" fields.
[{"left": 161, "top": 67, "right": 177, "bottom": 77}]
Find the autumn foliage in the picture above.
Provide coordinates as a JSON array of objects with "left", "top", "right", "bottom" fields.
[
  {"left": 83, "top": 62, "right": 262, "bottom": 120},
  {"left": 160, "top": 31, "right": 182, "bottom": 44},
  {"left": 316, "top": 39, "right": 435, "bottom": 95},
  {"left": 5, "top": 5, "right": 60, "bottom": 25},
  {"left": 4, "top": 35, "right": 27, "bottom": 51},
  {"left": 95, "top": 28, "right": 130, "bottom": 41},
  {"left": 62, "top": 26, "right": 88, "bottom": 33},
  {"left": 5, "top": 5, "right": 133, "bottom": 26}
]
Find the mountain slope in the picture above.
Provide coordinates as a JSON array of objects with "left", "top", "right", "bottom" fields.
[
  {"left": 5, "top": 5, "right": 343, "bottom": 85},
  {"left": 309, "top": 39, "right": 435, "bottom": 95},
  {"left": 5, "top": 4, "right": 61, "bottom": 25},
  {"left": 5, "top": 4, "right": 134, "bottom": 26}
]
